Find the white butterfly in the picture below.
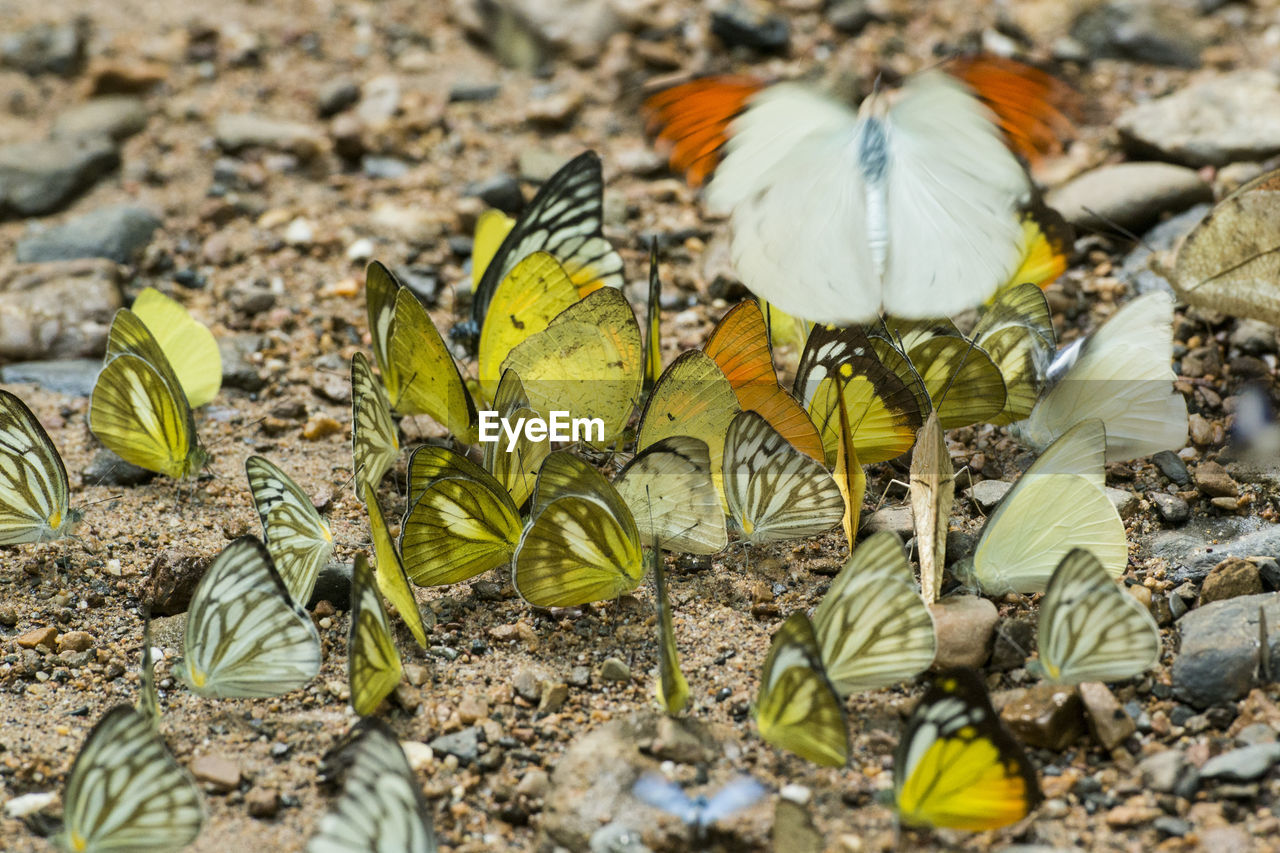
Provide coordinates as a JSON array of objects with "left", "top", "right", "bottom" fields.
[
  {"left": 632, "top": 773, "right": 767, "bottom": 830},
  {"left": 707, "top": 73, "right": 1028, "bottom": 324},
  {"left": 811, "top": 531, "right": 936, "bottom": 695},
  {"left": 613, "top": 435, "right": 727, "bottom": 555},
  {"left": 308, "top": 719, "right": 438, "bottom": 853},
  {"left": 350, "top": 352, "right": 400, "bottom": 494},
  {"left": 1032, "top": 548, "right": 1160, "bottom": 684},
  {"left": 58, "top": 705, "right": 204, "bottom": 852},
  {"left": 1015, "top": 291, "right": 1188, "bottom": 462},
  {"left": 175, "top": 536, "right": 322, "bottom": 698},
  {"left": 0, "top": 390, "right": 83, "bottom": 544},
  {"left": 245, "top": 455, "right": 334, "bottom": 607}
]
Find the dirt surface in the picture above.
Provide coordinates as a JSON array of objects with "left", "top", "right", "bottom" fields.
[{"left": 1, "top": 0, "right": 1280, "bottom": 851}]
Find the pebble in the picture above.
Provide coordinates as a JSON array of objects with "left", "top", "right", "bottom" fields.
[
  {"left": 466, "top": 174, "right": 524, "bottom": 214},
  {"left": 17, "top": 204, "right": 161, "bottom": 264},
  {"left": 0, "top": 135, "right": 119, "bottom": 218},
  {"left": 1193, "top": 461, "right": 1238, "bottom": 498},
  {"left": 1138, "top": 749, "right": 1186, "bottom": 793},
  {"left": 1151, "top": 492, "right": 1191, "bottom": 525},
  {"left": 1080, "top": 682, "right": 1136, "bottom": 749},
  {"left": 190, "top": 754, "right": 242, "bottom": 791},
  {"left": 526, "top": 90, "right": 584, "bottom": 128},
  {"left": 401, "top": 741, "right": 433, "bottom": 771},
  {"left": 449, "top": 81, "right": 500, "bottom": 103},
  {"left": 539, "top": 681, "right": 569, "bottom": 713},
  {"left": 83, "top": 449, "right": 157, "bottom": 487},
  {"left": 827, "top": 0, "right": 880, "bottom": 34},
  {"left": 1229, "top": 319, "right": 1278, "bottom": 355},
  {"left": 307, "top": 561, "right": 351, "bottom": 610},
  {"left": 55, "top": 631, "right": 93, "bottom": 653},
  {"left": 316, "top": 78, "right": 359, "bottom": 117},
  {"left": 928, "top": 596, "right": 998, "bottom": 669},
  {"left": 52, "top": 96, "right": 148, "bottom": 141},
  {"left": 1047, "top": 163, "right": 1211, "bottom": 233},
  {"left": 219, "top": 334, "right": 266, "bottom": 392},
  {"left": 356, "top": 74, "right": 401, "bottom": 124},
  {"left": 0, "top": 605, "right": 16, "bottom": 627},
  {"left": 1151, "top": 519, "right": 1280, "bottom": 582},
  {"left": 1106, "top": 487, "right": 1140, "bottom": 520},
  {"left": 88, "top": 60, "right": 167, "bottom": 95},
  {"left": 16, "top": 626, "right": 58, "bottom": 650},
  {"left": 246, "top": 788, "right": 280, "bottom": 818},
  {"left": 999, "top": 685, "right": 1084, "bottom": 750},
  {"left": 863, "top": 505, "right": 913, "bottom": 536},
  {"left": 1199, "top": 743, "right": 1280, "bottom": 782},
  {"left": 215, "top": 113, "right": 326, "bottom": 160},
  {"left": 966, "top": 479, "right": 1011, "bottom": 513},
  {"left": 458, "top": 696, "right": 489, "bottom": 724},
  {"left": 650, "top": 716, "right": 712, "bottom": 765},
  {"left": 1187, "top": 413, "right": 1214, "bottom": 446},
  {"left": 598, "top": 657, "right": 631, "bottom": 683},
  {"left": 989, "top": 617, "right": 1033, "bottom": 671},
  {"left": 302, "top": 415, "right": 342, "bottom": 441},
  {"left": 1201, "top": 558, "right": 1263, "bottom": 605},
  {"left": 710, "top": 0, "right": 790, "bottom": 53},
  {"left": 0, "top": 359, "right": 101, "bottom": 397},
  {"left": 1173, "top": 592, "right": 1280, "bottom": 707},
  {"left": 283, "top": 217, "right": 314, "bottom": 246},
  {"left": 0, "top": 258, "right": 123, "bottom": 361},
  {"left": 513, "top": 668, "right": 541, "bottom": 702},
  {"left": 1153, "top": 816, "right": 1192, "bottom": 838},
  {"left": 1116, "top": 71, "right": 1280, "bottom": 166},
  {"left": 1105, "top": 800, "right": 1164, "bottom": 828},
  {"left": 429, "top": 727, "right": 480, "bottom": 764},
  {"left": 1070, "top": 0, "right": 1203, "bottom": 67},
  {"left": 1152, "top": 450, "right": 1191, "bottom": 485},
  {"left": 1, "top": 19, "right": 86, "bottom": 76},
  {"left": 517, "top": 768, "right": 550, "bottom": 799},
  {"left": 144, "top": 551, "right": 208, "bottom": 615}
]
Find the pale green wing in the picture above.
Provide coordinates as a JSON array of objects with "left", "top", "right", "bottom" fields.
[
  {"left": 59, "top": 706, "right": 203, "bottom": 853},
  {"left": 971, "top": 282, "right": 1055, "bottom": 425},
  {"left": 614, "top": 435, "right": 727, "bottom": 555},
  {"left": 653, "top": 546, "right": 689, "bottom": 715},
  {"left": 406, "top": 444, "right": 496, "bottom": 510},
  {"left": 365, "top": 261, "right": 400, "bottom": 382},
  {"left": 307, "top": 719, "right": 439, "bottom": 853},
  {"left": 351, "top": 352, "right": 400, "bottom": 495},
  {"left": 365, "top": 484, "right": 431, "bottom": 649},
  {"left": 754, "top": 612, "right": 849, "bottom": 768},
  {"left": 176, "top": 536, "right": 322, "bottom": 698},
  {"left": 349, "top": 554, "right": 403, "bottom": 716},
  {"left": 400, "top": 476, "right": 521, "bottom": 587},
  {"left": 1036, "top": 548, "right": 1160, "bottom": 684},
  {"left": 245, "top": 455, "right": 334, "bottom": 607},
  {"left": 0, "top": 390, "right": 81, "bottom": 544}
]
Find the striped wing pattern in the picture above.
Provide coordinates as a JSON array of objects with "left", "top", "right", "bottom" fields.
[
  {"left": 245, "top": 456, "right": 334, "bottom": 607},
  {"left": 351, "top": 352, "right": 400, "bottom": 495},
  {"left": 755, "top": 612, "right": 849, "bottom": 767},
  {"left": 0, "top": 390, "right": 80, "bottom": 544},
  {"left": 365, "top": 484, "right": 432, "bottom": 649},
  {"left": 400, "top": 475, "right": 521, "bottom": 587},
  {"left": 177, "top": 536, "right": 322, "bottom": 698},
  {"left": 348, "top": 554, "right": 403, "bottom": 716}
]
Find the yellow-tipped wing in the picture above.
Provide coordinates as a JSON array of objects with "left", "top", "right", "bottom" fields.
[
  {"left": 482, "top": 369, "right": 549, "bottom": 508},
  {"left": 348, "top": 553, "right": 403, "bottom": 716},
  {"left": 364, "top": 484, "right": 432, "bottom": 648},
  {"left": 245, "top": 455, "right": 334, "bottom": 607},
  {"left": 131, "top": 286, "right": 222, "bottom": 408},
  {"left": 351, "top": 352, "right": 400, "bottom": 495},
  {"left": 653, "top": 546, "right": 689, "bottom": 715},
  {"left": 754, "top": 612, "right": 848, "bottom": 767}
]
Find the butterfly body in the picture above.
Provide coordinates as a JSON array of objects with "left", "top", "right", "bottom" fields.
[{"left": 632, "top": 774, "right": 767, "bottom": 830}]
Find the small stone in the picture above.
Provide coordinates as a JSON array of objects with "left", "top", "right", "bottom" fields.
[
  {"left": 144, "top": 551, "right": 207, "bottom": 615},
  {"left": 15, "top": 626, "right": 58, "bottom": 650},
  {"left": 1138, "top": 750, "right": 1185, "bottom": 793},
  {"left": 525, "top": 90, "right": 584, "bottom": 128},
  {"left": 190, "top": 755, "right": 241, "bottom": 792},
  {"left": 650, "top": 716, "right": 713, "bottom": 765},
  {"left": 863, "top": 504, "right": 913, "bottom": 536},
  {"left": 302, "top": 415, "right": 342, "bottom": 441},
  {"left": 316, "top": 78, "right": 359, "bottom": 117},
  {"left": 88, "top": 59, "right": 167, "bottom": 95},
  {"left": 1105, "top": 800, "right": 1163, "bottom": 828},
  {"left": 1079, "top": 682, "right": 1136, "bottom": 749},
  {"left": 0, "top": 136, "right": 119, "bottom": 218},
  {"left": 513, "top": 668, "right": 541, "bottom": 702},
  {"left": 1194, "top": 460, "right": 1238, "bottom": 498},
  {"left": 429, "top": 727, "right": 479, "bottom": 764},
  {"left": 999, "top": 685, "right": 1084, "bottom": 750},
  {"left": 538, "top": 681, "right": 569, "bottom": 713},
  {"left": 1201, "top": 558, "right": 1263, "bottom": 605},
  {"left": 55, "top": 631, "right": 93, "bottom": 653},
  {"left": 1, "top": 19, "right": 86, "bottom": 76},
  {"left": 1047, "top": 162, "right": 1211, "bottom": 233},
  {"left": 356, "top": 75, "right": 401, "bottom": 124},
  {"left": 517, "top": 768, "right": 550, "bottom": 799},
  {"left": 219, "top": 334, "right": 266, "bottom": 393},
  {"left": 283, "top": 217, "right": 313, "bottom": 246},
  {"left": 1153, "top": 816, "right": 1192, "bottom": 838},
  {"left": 711, "top": 0, "right": 790, "bottom": 53},
  {"left": 215, "top": 113, "right": 325, "bottom": 160},
  {"left": 989, "top": 618, "right": 1033, "bottom": 671},
  {"left": 466, "top": 174, "right": 523, "bottom": 214},
  {"left": 1106, "top": 487, "right": 1140, "bottom": 519},
  {"left": 401, "top": 741, "right": 433, "bottom": 771},
  {"left": 1152, "top": 450, "right": 1191, "bottom": 485},
  {"left": 0, "top": 606, "right": 16, "bottom": 627},
  {"left": 309, "top": 560, "right": 351, "bottom": 610},
  {"left": 449, "top": 81, "right": 500, "bottom": 103},
  {"left": 1070, "top": 0, "right": 1203, "bottom": 68},
  {"left": 1229, "top": 319, "right": 1278, "bottom": 355},
  {"left": 16, "top": 204, "right": 161, "bottom": 264},
  {"left": 929, "top": 597, "right": 998, "bottom": 669},
  {"left": 3, "top": 791, "right": 57, "bottom": 819},
  {"left": 1173, "top": 592, "right": 1280, "bottom": 708},
  {"left": 1199, "top": 743, "right": 1280, "bottom": 782},
  {"left": 598, "top": 657, "right": 631, "bottom": 683},
  {"left": 52, "top": 96, "right": 148, "bottom": 144},
  {"left": 1151, "top": 492, "right": 1190, "bottom": 525},
  {"left": 458, "top": 696, "right": 489, "bottom": 724},
  {"left": 83, "top": 450, "right": 156, "bottom": 487},
  {"left": 0, "top": 359, "right": 99, "bottom": 397},
  {"left": 246, "top": 787, "right": 280, "bottom": 819},
  {"left": 1188, "top": 413, "right": 1215, "bottom": 446},
  {"left": 967, "top": 479, "right": 1012, "bottom": 513}
]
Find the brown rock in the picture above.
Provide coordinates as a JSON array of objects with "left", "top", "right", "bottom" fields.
[
  {"left": 1200, "top": 558, "right": 1263, "bottom": 605},
  {"left": 144, "top": 550, "right": 208, "bottom": 616},
  {"left": 1193, "top": 461, "right": 1238, "bottom": 498},
  {"left": 538, "top": 681, "right": 569, "bottom": 713},
  {"left": 55, "top": 631, "right": 93, "bottom": 653},
  {"left": 458, "top": 696, "right": 489, "bottom": 724},
  {"left": 998, "top": 685, "right": 1084, "bottom": 750},
  {"left": 302, "top": 415, "right": 342, "bottom": 441},
  {"left": 525, "top": 90, "right": 584, "bottom": 128},
  {"left": 15, "top": 626, "right": 58, "bottom": 650},
  {"left": 516, "top": 768, "right": 550, "bottom": 799},
  {"left": 928, "top": 596, "right": 998, "bottom": 669},
  {"left": 649, "top": 715, "right": 713, "bottom": 765},
  {"left": 1079, "top": 682, "right": 1136, "bottom": 749},
  {"left": 403, "top": 662, "right": 430, "bottom": 687},
  {"left": 0, "top": 259, "right": 122, "bottom": 360},
  {"left": 1104, "top": 797, "right": 1163, "bottom": 827},
  {"left": 1188, "top": 413, "right": 1214, "bottom": 446},
  {"left": 245, "top": 787, "right": 280, "bottom": 819},
  {"left": 89, "top": 59, "right": 167, "bottom": 95},
  {"left": 190, "top": 755, "right": 241, "bottom": 792}
]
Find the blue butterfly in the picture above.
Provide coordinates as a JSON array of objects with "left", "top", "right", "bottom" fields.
[{"left": 632, "top": 774, "right": 767, "bottom": 829}]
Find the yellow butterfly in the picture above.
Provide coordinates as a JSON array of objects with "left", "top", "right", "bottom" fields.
[
  {"left": 754, "top": 612, "right": 848, "bottom": 767},
  {"left": 512, "top": 452, "right": 644, "bottom": 607},
  {"left": 971, "top": 282, "right": 1056, "bottom": 425},
  {"left": 245, "top": 455, "right": 334, "bottom": 607},
  {"left": 652, "top": 545, "right": 689, "bottom": 715},
  {"left": 0, "top": 390, "right": 83, "bottom": 544},
  {"left": 90, "top": 308, "right": 209, "bottom": 480},
  {"left": 364, "top": 484, "right": 432, "bottom": 648},
  {"left": 348, "top": 553, "right": 403, "bottom": 716},
  {"left": 613, "top": 435, "right": 726, "bottom": 555},
  {"left": 130, "top": 286, "right": 222, "bottom": 408},
  {"left": 480, "top": 369, "right": 549, "bottom": 508},
  {"left": 643, "top": 243, "right": 663, "bottom": 396},
  {"left": 350, "top": 352, "right": 400, "bottom": 494},
  {"left": 894, "top": 667, "right": 1042, "bottom": 831}
]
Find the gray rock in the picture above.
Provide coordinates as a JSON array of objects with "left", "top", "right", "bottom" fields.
[
  {"left": 0, "top": 259, "right": 122, "bottom": 361},
  {"left": 989, "top": 617, "right": 1033, "bottom": 671},
  {"left": 589, "top": 823, "right": 652, "bottom": 853},
  {"left": 967, "top": 479, "right": 1011, "bottom": 513},
  {"left": 1070, "top": 0, "right": 1204, "bottom": 67},
  {"left": 84, "top": 448, "right": 156, "bottom": 487},
  {"left": 598, "top": 657, "right": 631, "bottom": 683},
  {"left": 17, "top": 205, "right": 161, "bottom": 264},
  {"left": 1257, "top": 557, "right": 1280, "bottom": 592},
  {"left": 1227, "top": 456, "right": 1280, "bottom": 492},
  {"left": 215, "top": 113, "right": 326, "bottom": 160},
  {"left": 429, "top": 727, "right": 480, "bottom": 763},
  {"left": 316, "top": 79, "right": 359, "bottom": 117},
  {"left": 1138, "top": 749, "right": 1186, "bottom": 793},
  {"left": 711, "top": 0, "right": 790, "bottom": 53},
  {"left": 863, "top": 504, "right": 913, "bottom": 536},
  {"left": 1229, "top": 319, "right": 1278, "bottom": 355},
  {"left": 1152, "top": 450, "right": 1191, "bottom": 485},
  {"left": 1106, "top": 487, "right": 1140, "bottom": 520},
  {"left": 827, "top": 0, "right": 880, "bottom": 34},
  {"left": 1199, "top": 743, "right": 1280, "bottom": 782},
  {"left": 449, "top": 82, "right": 500, "bottom": 103},
  {"left": 1120, "top": 203, "right": 1210, "bottom": 296},
  {"left": 1, "top": 19, "right": 87, "bottom": 77},
  {"left": 219, "top": 334, "right": 266, "bottom": 392},
  {"left": 52, "top": 96, "right": 148, "bottom": 141},
  {"left": 1172, "top": 592, "right": 1280, "bottom": 708},
  {"left": 361, "top": 156, "right": 409, "bottom": 180},
  {"left": 309, "top": 560, "right": 351, "bottom": 610},
  {"left": 0, "top": 359, "right": 100, "bottom": 396},
  {"left": 466, "top": 174, "right": 524, "bottom": 214},
  {"left": 1154, "top": 816, "right": 1192, "bottom": 838},
  {"left": 1046, "top": 163, "right": 1211, "bottom": 233},
  {"left": 1146, "top": 517, "right": 1280, "bottom": 582},
  {"left": 0, "top": 136, "right": 119, "bottom": 218},
  {"left": 356, "top": 75, "right": 400, "bottom": 124},
  {"left": 455, "top": 0, "right": 623, "bottom": 69},
  {"left": 1116, "top": 72, "right": 1280, "bottom": 167},
  {"left": 1150, "top": 492, "right": 1190, "bottom": 525}
]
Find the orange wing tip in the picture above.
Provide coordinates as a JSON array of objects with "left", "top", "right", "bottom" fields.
[
  {"left": 946, "top": 54, "right": 1080, "bottom": 164},
  {"left": 643, "top": 76, "right": 765, "bottom": 187}
]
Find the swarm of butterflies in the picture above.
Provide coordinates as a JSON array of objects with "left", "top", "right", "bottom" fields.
[{"left": 0, "top": 50, "right": 1220, "bottom": 850}]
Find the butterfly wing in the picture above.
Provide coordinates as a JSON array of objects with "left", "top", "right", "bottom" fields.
[
  {"left": 632, "top": 774, "right": 699, "bottom": 825},
  {"left": 400, "top": 473, "right": 521, "bottom": 587},
  {"left": 652, "top": 546, "right": 689, "bottom": 715},
  {"left": 90, "top": 351, "right": 205, "bottom": 480},
  {"left": 245, "top": 456, "right": 334, "bottom": 607},
  {"left": 351, "top": 352, "right": 401, "bottom": 495},
  {"left": 365, "top": 485, "right": 431, "bottom": 649},
  {"left": 643, "top": 75, "right": 764, "bottom": 187},
  {"left": 348, "top": 553, "right": 403, "bottom": 716},
  {"left": 1037, "top": 548, "right": 1160, "bottom": 684},
  {"left": 389, "top": 286, "right": 478, "bottom": 442},
  {"left": 894, "top": 668, "right": 1041, "bottom": 831},
  {"left": 177, "top": 536, "right": 322, "bottom": 698},
  {"left": 972, "top": 282, "right": 1056, "bottom": 425},
  {"left": 614, "top": 435, "right": 727, "bottom": 555},
  {"left": 0, "top": 390, "right": 80, "bottom": 544},
  {"left": 754, "top": 612, "right": 849, "bottom": 767},
  {"left": 482, "top": 369, "right": 549, "bottom": 507},
  {"left": 131, "top": 287, "right": 222, "bottom": 408},
  {"left": 471, "top": 208, "right": 516, "bottom": 289},
  {"left": 60, "top": 706, "right": 204, "bottom": 853},
  {"left": 909, "top": 411, "right": 953, "bottom": 603}
]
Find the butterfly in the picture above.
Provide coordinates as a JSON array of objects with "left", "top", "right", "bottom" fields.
[
  {"left": 90, "top": 307, "right": 208, "bottom": 480},
  {"left": 955, "top": 418, "right": 1127, "bottom": 595},
  {"left": 480, "top": 369, "right": 550, "bottom": 508},
  {"left": 130, "top": 286, "right": 222, "bottom": 408},
  {"left": 245, "top": 455, "right": 334, "bottom": 607},
  {"left": 365, "top": 262, "right": 478, "bottom": 443},
  {"left": 174, "top": 536, "right": 322, "bottom": 698},
  {"left": 348, "top": 553, "right": 403, "bottom": 716},
  {"left": 499, "top": 286, "right": 643, "bottom": 448},
  {"left": 58, "top": 705, "right": 204, "bottom": 853},
  {"left": 643, "top": 242, "right": 663, "bottom": 396},
  {"left": 364, "top": 484, "right": 432, "bottom": 648},
  {"left": 754, "top": 611, "right": 849, "bottom": 767},
  {"left": 0, "top": 390, "right": 84, "bottom": 544},
  {"left": 831, "top": 375, "right": 867, "bottom": 551},
  {"left": 703, "top": 300, "right": 825, "bottom": 461},
  {"left": 722, "top": 411, "right": 844, "bottom": 546},
  {"left": 650, "top": 544, "right": 688, "bottom": 715},
  {"left": 512, "top": 451, "right": 644, "bottom": 608},
  {"left": 1032, "top": 548, "right": 1161, "bottom": 684},
  {"left": 811, "top": 531, "right": 936, "bottom": 695},
  {"left": 350, "top": 351, "right": 401, "bottom": 495},
  {"left": 645, "top": 61, "right": 1064, "bottom": 324},
  {"left": 613, "top": 435, "right": 726, "bottom": 555},
  {"left": 457, "top": 150, "right": 624, "bottom": 350},
  {"left": 970, "top": 282, "right": 1056, "bottom": 425},
  {"left": 1014, "top": 291, "right": 1188, "bottom": 462},
  {"left": 399, "top": 444, "right": 521, "bottom": 587},
  {"left": 307, "top": 719, "right": 439, "bottom": 853},
  {"left": 632, "top": 774, "right": 767, "bottom": 830},
  {"left": 894, "top": 667, "right": 1042, "bottom": 831},
  {"left": 1005, "top": 201, "right": 1074, "bottom": 293},
  {"left": 909, "top": 410, "right": 953, "bottom": 603}
]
